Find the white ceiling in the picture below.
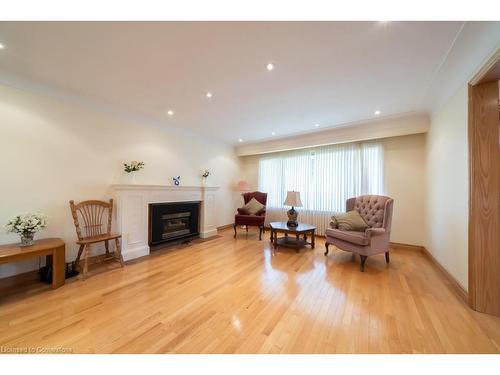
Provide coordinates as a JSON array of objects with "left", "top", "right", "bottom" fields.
[{"left": 0, "top": 21, "right": 475, "bottom": 144}]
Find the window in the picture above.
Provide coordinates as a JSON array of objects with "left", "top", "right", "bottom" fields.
[{"left": 258, "top": 141, "right": 384, "bottom": 234}]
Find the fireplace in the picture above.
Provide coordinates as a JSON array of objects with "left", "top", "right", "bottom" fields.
[{"left": 149, "top": 201, "right": 200, "bottom": 245}]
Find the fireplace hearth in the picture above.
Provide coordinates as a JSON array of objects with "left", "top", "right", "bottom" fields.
[{"left": 149, "top": 201, "right": 200, "bottom": 245}]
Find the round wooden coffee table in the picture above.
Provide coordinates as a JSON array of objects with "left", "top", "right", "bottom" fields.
[{"left": 269, "top": 222, "right": 316, "bottom": 252}]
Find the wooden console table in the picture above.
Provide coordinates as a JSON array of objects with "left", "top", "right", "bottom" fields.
[
  {"left": 0, "top": 238, "right": 66, "bottom": 289},
  {"left": 269, "top": 222, "right": 316, "bottom": 252}
]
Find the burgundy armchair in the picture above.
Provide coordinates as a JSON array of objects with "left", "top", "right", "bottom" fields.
[
  {"left": 234, "top": 191, "right": 267, "bottom": 240},
  {"left": 324, "top": 195, "right": 394, "bottom": 272}
]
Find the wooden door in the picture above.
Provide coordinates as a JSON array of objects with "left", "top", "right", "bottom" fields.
[{"left": 468, "top": 79, "right": 500, "bottom": 316}]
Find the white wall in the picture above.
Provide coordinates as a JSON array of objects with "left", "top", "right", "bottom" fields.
[
  {"left": 383, "top": 134, "right": 426, "bottom": 246},
  {"left": 240, "top": 154, "right": 260, "bottom": 191},
  {"left": 0, "top": 84, "right": 241, "bottom": 278},
  {"left": 240, "top": 133, "right": 427, "bottom": 246},
  {"left": 425, "top": 85, "right": 469, "bottom": 290}
]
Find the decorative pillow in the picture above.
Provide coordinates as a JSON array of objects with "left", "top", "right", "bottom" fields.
[
  {"left": 330, "top": 210, "right": 369, "bottom": 232},
  {"left": 241, "top": 198, "right": 265, "bottom": 215}
]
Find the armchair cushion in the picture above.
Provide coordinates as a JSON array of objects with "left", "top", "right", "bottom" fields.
[
  {"left": 241, "top": 197, "right": 265, "bottom": 215},
  {"left": 330, "top": 211, "right": 369, "bottom": 232},
  {"left": 237, "top": 207, "right": 265, "bottom": 216},
  {"left": 325, "top": 228, "right": 370, "bottom": 246}
]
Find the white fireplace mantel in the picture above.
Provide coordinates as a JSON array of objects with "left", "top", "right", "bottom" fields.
[{"left": 112, "top": 184, "right": 219, "bottom": 261}]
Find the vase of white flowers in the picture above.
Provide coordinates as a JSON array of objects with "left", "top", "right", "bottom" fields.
[
  {"left": 201, "top": 170, "right": 210, "bottom": 187},
  {"left": 124, "top": 160, "right": 145, "bottom": 184},
  {"left": 5, "top": 213, "right": 48, "bottom": 247}
]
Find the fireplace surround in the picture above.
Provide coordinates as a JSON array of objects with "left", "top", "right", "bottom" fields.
[{"left": 112, "top": 185, "right": 219, "bottom": 261}]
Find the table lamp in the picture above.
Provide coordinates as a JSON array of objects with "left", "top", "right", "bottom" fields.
[
  {"left": 236, "top": 181, "right": 251, "bottom": 194},
  {"left": 284, "top": 191, "right": 302, "bottom": 227}
]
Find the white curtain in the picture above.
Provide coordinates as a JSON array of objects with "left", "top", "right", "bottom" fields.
[{"left": 258, "top": 142, "right": 384, "bottom": 235}]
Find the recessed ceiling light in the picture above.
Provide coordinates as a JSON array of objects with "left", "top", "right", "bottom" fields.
[
  {"left": 238, "top": 138, "right": 243, "bottom": 143},
  {"left": 167, "top": 110, "right": 174, "bottom": 116},
  {"left": 205, "top": 92, "right": 212, "bottom": 98},
  {"left": 0, "top": 43, "right": 4, "bottom": 49},
  {"left": 315, "top": 123, "right": 320, "bottom": 127},
  {"left": 374, "top": 110, "right": 381, "bottom": 116},
  {"left": 271, "top": 132, "right": 276, "bottom": 136},
  {"left": 266, "top": 63, "right": 275, "bottom": 71}
]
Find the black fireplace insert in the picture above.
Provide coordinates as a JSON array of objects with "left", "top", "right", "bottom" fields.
[{"left": 149, "top": 201, "right": 200, "bottom": 245}]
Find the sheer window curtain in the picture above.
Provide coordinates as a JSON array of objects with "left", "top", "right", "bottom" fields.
[{"left": 258, "top": 142, "right": 384, "bottom": 235}]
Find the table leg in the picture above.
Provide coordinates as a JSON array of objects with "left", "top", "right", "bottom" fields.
[
  {"left": 52, "top": 245, "right": 66, "bottom": 289},
  {"left": 273, "top": 231, "right": 278, "bottom": 249},
  {"left": 311, "top": 230, "right": 315, "bottom": 249},
  {"left": 295, "top": 234, "right": 300, "bottom": 253}
]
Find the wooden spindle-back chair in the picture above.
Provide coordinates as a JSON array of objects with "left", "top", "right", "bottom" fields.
[{"left": 69, "top": 199, "right": 124, "bottom": 280}]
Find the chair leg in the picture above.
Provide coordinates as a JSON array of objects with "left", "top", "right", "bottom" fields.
[
  {"left": 75, "top": 244, "right": 84, "bottom": 270},
  {"left": 324, "top": 242, "right": 329, "bottom": 256},
  {"left": 233, "top": 224, "right": 237, "bottom": 238},
  {"left": 385, "top": 251, "right": 390, "bottom": 263},
  {"left": 360, "top": 255, "right": 367, "bottom": 272},
  {"left": 246, "top": 225, "right": 248, "bottom": 232},
  {"left": 82, "top": 245, "right": 90, "bottom": 281},
  {"left": 115, "top": 238, "right": 124, "bottom": 267},
  {"left": 259, "top": 226, "right": 262, "bottom": 240},
  {"left": 105, "top": 240, "right": 109, "bottom": 255}
]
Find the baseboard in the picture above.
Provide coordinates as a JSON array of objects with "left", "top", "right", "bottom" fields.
[
  {"left": 217, "top": 224, "right": 234, "bottom": 230},
  {"left": 122, "top": 245, "right": 150, "bottom": 261},
  {"left": 200, "top": 229, "right": 218, "bottom": 239},
  {"left": 389, "top": 242, "right": 423, "bottom": 251},
  {"left": 420, "top": 246, "right": 468, "bottom": 303}
]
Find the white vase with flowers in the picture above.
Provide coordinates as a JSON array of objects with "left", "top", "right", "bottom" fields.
[
  {"left": 124, "top": 160, "right": 145, "bottom": 184},
  {"left": 201, "top": 170, "right": 210, "bottom": 187},
  {"left": 5, "top": 213, "right": 48, "bottom": 247}
]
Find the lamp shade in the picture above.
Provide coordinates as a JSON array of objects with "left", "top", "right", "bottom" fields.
[
  {"left": 284, "top": 191, "right": 303, "bottom": 207},
  {"left": 236, "top": 180, "right": 251, "bottom": 192}
]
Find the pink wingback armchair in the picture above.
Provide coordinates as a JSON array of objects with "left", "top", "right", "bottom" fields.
[{"left": 324, "top": 195, "right": 394, "bottom": 272}]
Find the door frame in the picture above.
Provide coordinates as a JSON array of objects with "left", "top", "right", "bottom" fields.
[{"left": 467, "top": 50, "right": 500, "bottom": 315}]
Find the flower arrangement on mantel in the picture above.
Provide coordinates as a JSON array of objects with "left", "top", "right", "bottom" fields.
[
  {"left": 124, "top": 161, "right": 145, "bottom": 184},
  {"left": 201, "top": 170, "right": 210, "bottom": 187},
  {"left": 124, "top": 160, "right": 145, "bottom": 173},
  {"left": 5, "top": 213, "right": 48, "bottom": 247}
]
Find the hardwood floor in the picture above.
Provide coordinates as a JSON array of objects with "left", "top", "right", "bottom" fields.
[{"left": 1, "top": 228, "right": 499, "bottom": 354}]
